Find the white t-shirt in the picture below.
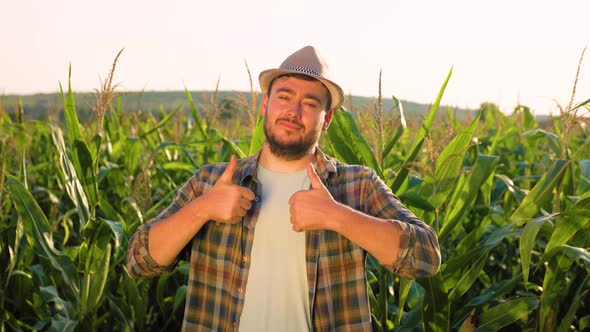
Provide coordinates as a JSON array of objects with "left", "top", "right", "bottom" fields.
[{"left": 239, "top": 165, "right": 311, "bottom": 332}]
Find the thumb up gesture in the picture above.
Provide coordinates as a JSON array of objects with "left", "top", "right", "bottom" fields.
[
  {"left": 288, "top": 163, "right": 339, "bottom": 232},
  {"left": 203, "top": 155, "right": 255, "bottom": 224}
]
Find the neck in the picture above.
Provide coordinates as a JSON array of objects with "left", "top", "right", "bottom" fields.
[{"left": 259, "top": 143, "right": 316, "bottom": 173}]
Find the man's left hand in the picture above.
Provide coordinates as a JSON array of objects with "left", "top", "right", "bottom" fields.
[{"left": 288, "top": 163, "right": 341, "bottom": 232}]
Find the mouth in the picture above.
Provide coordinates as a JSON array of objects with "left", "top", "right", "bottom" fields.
[{"left": 276, "top": 118, "right": 304, "bottom": 131}]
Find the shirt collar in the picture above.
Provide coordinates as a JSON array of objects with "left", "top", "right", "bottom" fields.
[{"left": 237, "top": 147, "right": 338, "bottom": 184}]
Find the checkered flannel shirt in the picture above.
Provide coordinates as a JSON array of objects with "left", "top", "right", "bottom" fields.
[{"left": 126, "top": 148, "right": 441, "bottom": 331}]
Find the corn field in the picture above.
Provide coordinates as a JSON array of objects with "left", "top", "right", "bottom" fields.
[{"left": 1, "top": 54, "right": 590, "bottom": 331}]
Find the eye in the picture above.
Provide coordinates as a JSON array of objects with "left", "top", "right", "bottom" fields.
[
  {"left": 276, "top": 93, "right": 290, "bottom": 101},
  {"left": 303, "top": 100, "right": 321, "bottom": 109}
]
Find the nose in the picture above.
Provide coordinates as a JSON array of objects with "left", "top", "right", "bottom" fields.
[{"left": 285, "top": 101, "right": 302, "bottom": 118}]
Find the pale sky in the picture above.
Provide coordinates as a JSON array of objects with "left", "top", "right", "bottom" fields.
[{"left": 1, "top": 0, "right": 589, "bottom": 115}]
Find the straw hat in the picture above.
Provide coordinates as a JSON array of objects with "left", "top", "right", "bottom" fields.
[{"left": 259, "top": 46, "right": 344, "bottom": 110}]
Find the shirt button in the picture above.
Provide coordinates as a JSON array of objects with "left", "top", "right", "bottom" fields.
[
  {"left": 246, "top": 223, "right": 253, "bottom": 230},
  {"left": 238, "top": 287, "right": 243, "bottom": 293},
  {"left": 243, "top": 256, "right": 249, "bottom": 263},
  {"left": 254, "top": 197, "right": 259, "bottom": 202},
  {"left": 233, "top": 321, "right": 238, "bottom": 327}
]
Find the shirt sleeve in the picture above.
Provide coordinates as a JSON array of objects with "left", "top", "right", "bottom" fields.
[
  {"left": 125, "top": 175, "right": 200, "bottom": 279},
  {"left": 361, "top": 167, "right": 441, "bottom": 279}
]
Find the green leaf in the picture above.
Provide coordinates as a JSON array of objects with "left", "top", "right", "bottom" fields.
[
  {"left": 520, "top": 213, "right": 557, "bottom": 286},
  {"left": 41, "top": 286, "right": 78, "bottom": 332},
  {"left": 174, "top": 285, "right": 187, "bottom": 312},
  {"left": 448, "top": 254, "right": 487, "bottom": 301},
  {"left": 124, "top": 136, "right": 142, "bottom": 175},
  {"left": 510, "top": 159, "right": 569, "bottom": 223},
  {"left": 425, "top": 111, "right": 481, "bottom": 208},
  {"left": 59, "top": 65, "right": 84, "bottom": 143},
  {"left": 545, "top": 195, "right": 590, "bottom": 253},
  {"left": 475, "top": 297, "right": 539, "bottom": 332},
  {"left": 83, "top": 242, "right": 111, "bottom": 315},
  {"left": 579, "top": 160, "right": 590, "bottom": 193},
  {"left": 439, "top": 154, "right": 499, "bottom": 240},
  {"left": 523, "top": 129, "right": 562, "bottom": 157},
  {"left": 139, "top": 106, "right": 181, "bottom": 138},
  {"left": 382, "top": 95, "right": 406, "bottom": 159},
  {"left": 249, "top": 114, "right": 265, "bottom": 155},
  {"left": 397, "top": 278, "right": 414, "bottom": 325},
  {"left": 51, "top": 125, "right": 91, "bottom": 226},
  {"left": 571, "top": 97, "right": 590, "bottom": 111},
  {"left": 7, "top": 174, "right": 80, "bottom": 301},
  {"left": 72, "top": 138, "right": 98, "bottom": 212},
  {"left": 418, "top": 272, "right": 449, "bottom": 332},
  {"left": 222, "top": 137, "right": 246, "bottom": 159},
  {"left": 327, "top": 107, "right": 383, "bottom": 178},
  {"left": 185, "top": 88, "right": 208, "bottom": 139},
  {"left": 391, "top": 67, "right": 452, "bottom": 193},
  {"left": 560, "top": 245, "right": 590, "bottom": 271},
  {"left": 398, "top": 191, "right": 436, "bottom": 212}
]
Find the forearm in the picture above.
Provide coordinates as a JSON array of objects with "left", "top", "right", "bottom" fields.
[
  {"left": 148, "top": 197, "right": 210, "bottom": 266},
  {"left": 327, "top": 203, "right": 400, "bottom": 266},
  {"left": 327, "top": 202, "right": 441, "bottom": 279}
]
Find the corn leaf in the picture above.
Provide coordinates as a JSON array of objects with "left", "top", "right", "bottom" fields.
[
  {"left": 475, "top": 297, "right": 539, "bottom": 332},
  {"left": 249, "top": 114, "right": 265, "bottom": 155},
  {"left": 426, "top": 111, "right": 482, "bottom": 208},
  {"left": 545, "top": 194, "right": 590, "bottom": 253},
  {"left": 382, "top": 95, "right": 406, "bottom": 159},
  {"left": 419, "top": 272, "right": 449, "bottom": 332},
  {"left": 139, "top": 106, "right": 180, "bottom": 138},
  {"left": 51, "top": 125, "right": 91, "bottom": 226},
  {"left": 327, "top": 107, "right": 383, "bottom": 178},
  {"left": 510, "top": 159, "right": 569, "bottom": 223},
  {"left": 391, "top": 67, "right": 452, "bottom": 193},
  {"left": 579, "top": 160, "right": 590, "bottom": 193},
  {"left": 185, "top": 88, "right": 208, "bottom": 139},
  {"left": 520, "top": 213, "right": 557, "bottom": 286},
  {"left": 6, "top": 174, "right": 80, "bottom": 301},
  {"left": 59, "top": 65, "right": 83, "bottom": 143},
  {"left": 523, "top": 129, "right": 562, "bottom": 157},
  {"left": 439, "top": 154, "right": 499, "bottom": 240}
]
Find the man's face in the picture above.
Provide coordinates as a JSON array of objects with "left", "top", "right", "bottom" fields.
[{"left": 261, "top": 76, "right": 333, "bottom": 160}]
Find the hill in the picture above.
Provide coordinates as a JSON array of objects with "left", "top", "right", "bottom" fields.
[{"left": 0, "top": 90, "right": 472, "bottom": 123}]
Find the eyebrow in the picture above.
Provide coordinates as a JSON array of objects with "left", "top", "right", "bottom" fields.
[{"left": 275, "top": 87, "right": 323, "bottom": 104}]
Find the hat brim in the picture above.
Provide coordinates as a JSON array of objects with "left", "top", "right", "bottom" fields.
[{"left": 259, "top": 68, "right": 344, "bottom": 111}]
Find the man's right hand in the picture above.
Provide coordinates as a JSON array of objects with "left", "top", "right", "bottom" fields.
[{"left": 201, "top": 155, "right": 255, "bottom": 224}]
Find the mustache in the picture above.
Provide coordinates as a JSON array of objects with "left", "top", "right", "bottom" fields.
[{"left": 276, "top": 117, "right": 304, "bottom": 128}]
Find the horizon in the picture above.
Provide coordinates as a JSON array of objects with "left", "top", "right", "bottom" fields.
[{"left": 1, "top": 0, "right": 589, "bottom": 116}]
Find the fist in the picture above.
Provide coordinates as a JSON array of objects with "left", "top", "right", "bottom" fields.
[
  {"left": 288, "top": 163, "right": 336, "bottom": 232},
  {"left": 203, "top": 155, "right": 255, "bottom": 224}
]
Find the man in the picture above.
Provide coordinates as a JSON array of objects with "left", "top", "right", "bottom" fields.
[{"left": 126, "top": 46, "right": 441, "bottom": 331}]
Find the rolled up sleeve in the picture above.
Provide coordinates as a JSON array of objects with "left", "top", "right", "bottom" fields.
[
  {"left": 126, "top": 222, "right": 178, "bottom": 279},
  {"left": 362, "top": 168, "right": 441, "bottom": 279}
]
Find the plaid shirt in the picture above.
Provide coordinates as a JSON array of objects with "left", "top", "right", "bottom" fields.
[{"left": 126, "top": 149, "right": 441, "bottom": 331}]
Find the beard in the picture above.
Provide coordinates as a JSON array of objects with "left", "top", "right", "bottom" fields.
[{"left": 263, "top": 114, "right": 322, "bottom": 161}]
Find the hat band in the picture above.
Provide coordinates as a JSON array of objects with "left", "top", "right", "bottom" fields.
[{"left": 283, "top": 66, "right": 321, "bottom": 77}]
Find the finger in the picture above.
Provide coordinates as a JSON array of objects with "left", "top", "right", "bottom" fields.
[
  {"left": 218, "top": 155, "right": 237, "bottom": 184},
  {"left": 238, "top": 187, "right": 256, "bottom": 201},
  {"left": 239, "top": 198, "right": 252, "bottom": 211},
  {"left": 307, "top": 163, "right": 325, "bottom": 190}
]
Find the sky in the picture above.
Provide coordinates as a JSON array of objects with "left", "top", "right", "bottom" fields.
[{"left": 1, "top": 0, "right": 589, "bottom": 115}]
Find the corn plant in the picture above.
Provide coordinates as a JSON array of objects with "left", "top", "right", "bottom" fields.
[{"left": 2, "top": 50, "right": 590, "bottom": 331}]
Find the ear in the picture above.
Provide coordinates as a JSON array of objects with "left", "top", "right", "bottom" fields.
[
  {"left": 322, "top": 109, "right": 334, "bottom": 131},
  {"left": 260, "top": 94, "right": 269, "bottom": 117}
]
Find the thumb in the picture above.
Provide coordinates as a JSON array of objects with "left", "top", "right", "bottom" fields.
[
  {"left": 307, "top": 163, "right": 325, "bottom": 190},
  {"left": 218, "top": 155, "right": 237, "bottom": 183}
]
